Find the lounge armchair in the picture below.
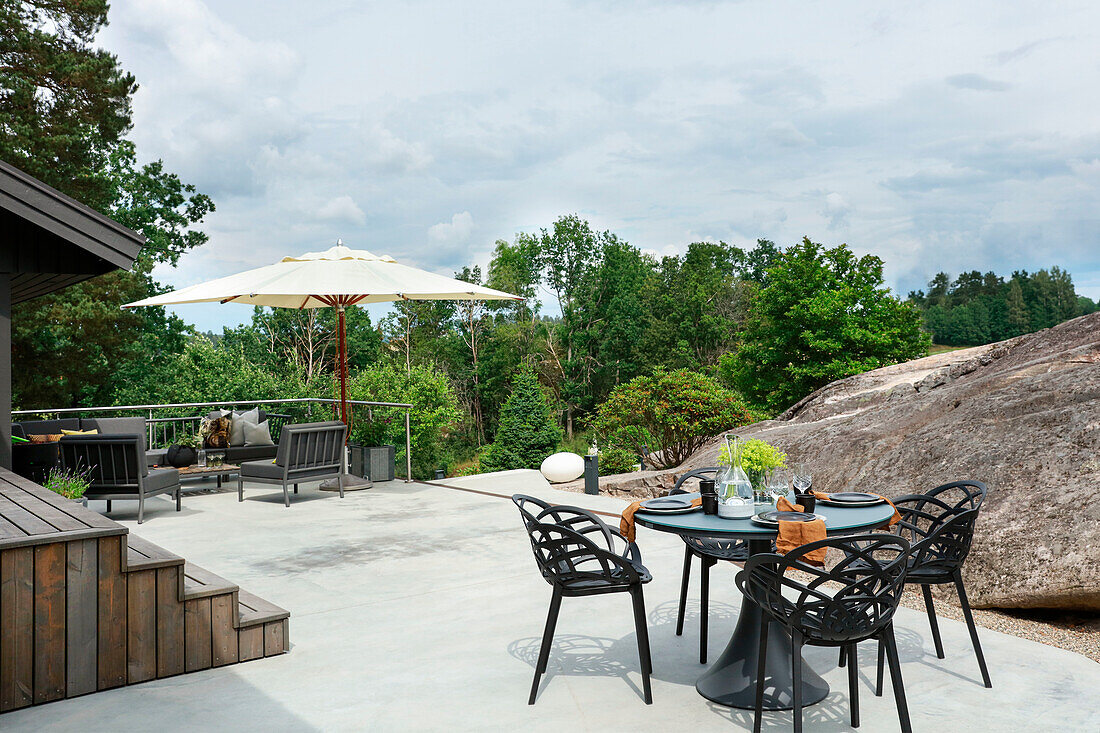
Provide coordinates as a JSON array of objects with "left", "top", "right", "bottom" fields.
[
  {"left": 237, "top": 421, "right": 347, "bottom": 507},
  {"left": 59, "top": 434, "right": 181, "bottom": 523}
]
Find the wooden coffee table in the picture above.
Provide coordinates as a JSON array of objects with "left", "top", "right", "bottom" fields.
[{"left": 176, "top": 463, "right": 240, "bottom": 489}]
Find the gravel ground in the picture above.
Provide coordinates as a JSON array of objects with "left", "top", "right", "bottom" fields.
[{"left": 899, "top": 587, "right": 1100, "bottom": 663}]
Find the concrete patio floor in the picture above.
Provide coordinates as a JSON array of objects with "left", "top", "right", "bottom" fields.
[{"left": 5, "top": 474, "right": 1098, "bottom": 732}]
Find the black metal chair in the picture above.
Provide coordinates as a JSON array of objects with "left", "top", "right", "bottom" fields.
[
  {"left": 844, "top": 480, "right": 991, "bottom": 693},
  {"left": 670, "top": 467, "right": 751, "bottom": 663},
  {"left": 238, "top": 421, "right": 347, "bottom": 507},
  {"left": 512, "top": 494, "right": 654, "bottom": 705},
  {"left": 59, "top": 434, "right": 181, "bottom": 524},
  {"left": 736, "top": 534, "right": 913, "bottom": 733}
]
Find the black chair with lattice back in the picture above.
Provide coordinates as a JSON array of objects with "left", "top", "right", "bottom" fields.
[
  {"left": 844, "top": 480, "right": 991, "bottom": 694},
  {"left": 512, "top": 494, "right": 654, "bottom": 705},
  {"left": 669, "top": 467, "right": 751, "bottom": 663},
  {"left": 736, "top": 534, "right": 913, "bottom": 733}
]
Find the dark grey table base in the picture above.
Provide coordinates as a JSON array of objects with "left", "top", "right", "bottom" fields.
[{"left": 695, "top": 540, "right": 828, "bottom": 709}]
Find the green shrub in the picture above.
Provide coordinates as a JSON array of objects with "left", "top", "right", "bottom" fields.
[
  {"left": 480, "top": 367, "right": 562, "bottom": 471},
  {"left": 348, "top": 363, "right": 464, "bottom": 480},
  {"left": 598, "top": 446, "right": 637, "bottom": 476},
  {"left": 593, "top": 368, "right": 753, "bottom": 469}
]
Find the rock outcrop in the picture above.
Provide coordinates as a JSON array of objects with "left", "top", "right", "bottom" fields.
[{"left": 564, "top": 312, "right": 1100, "bottom": 611}]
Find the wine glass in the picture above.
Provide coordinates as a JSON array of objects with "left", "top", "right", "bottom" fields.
[
  {"left": 767, "top": 468, "right": 791, "bottom": 505},
  {"left": 792, "top": 463, "right": 812, "bottom": 494}
]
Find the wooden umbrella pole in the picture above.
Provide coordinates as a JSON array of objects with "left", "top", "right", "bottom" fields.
[{"left": 337, "top": 304, "right": 349, "bottom": 427}]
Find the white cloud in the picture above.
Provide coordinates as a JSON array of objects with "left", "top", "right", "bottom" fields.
[
  {"left": 95, "top": 0, "right": 1100, "bottom": 333},
  {"left": 428, "top": 212, "right": 475, "bottom": 243},
  {"left": 317, "top": 196, "right": 367, "bottom": 225}
]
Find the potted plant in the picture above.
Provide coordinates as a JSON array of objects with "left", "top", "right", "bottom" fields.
[
  {"left": 44, "top": 466, "right": 91, "bottom": 507},
  {"left": 166, "top": 432, "right": 202, "bottom": 468}
]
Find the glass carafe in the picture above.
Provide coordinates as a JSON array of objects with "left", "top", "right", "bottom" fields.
[{"left": 719, "top": 434, "right": 754, "bottom": 517}]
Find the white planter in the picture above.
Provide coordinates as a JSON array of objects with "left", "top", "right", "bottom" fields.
[{"left": 540, "top": 452, "right": 585, "bottom": 483}]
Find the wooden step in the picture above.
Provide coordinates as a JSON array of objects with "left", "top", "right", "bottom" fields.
[
  {"left": 181, "top": 562, "right": 239, "bottom": 600},
  {"left": 237, "top": 589, "right": 290, "bottom": 628},
  {"left": 125, "top": 534, "right": 184, "bottom": 571}
]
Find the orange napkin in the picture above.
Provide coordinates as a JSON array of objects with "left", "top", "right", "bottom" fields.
[
  {"left": 775, "top": 497, "right": 827, "bottom": 567},
  {"left": 812, "top": 491, "right": 901, "bottom": 526},
  {"left": 620, "top": 497, "right": 702, "bottom": 543}
]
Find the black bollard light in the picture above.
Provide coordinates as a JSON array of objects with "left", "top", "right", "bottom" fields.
[{"left": 583, "top": 454, "right": 599, "bottom": 495}]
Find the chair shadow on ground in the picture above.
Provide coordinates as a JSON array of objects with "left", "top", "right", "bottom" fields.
[
  {"left": 845, "top": 623, "right": 989, "bottom": 690},
  {"left": 508, "top": 598, "right": 743, "bottom": 704},
  {"left": 510, "top": 596, "right": 954, "bottom": 728}
]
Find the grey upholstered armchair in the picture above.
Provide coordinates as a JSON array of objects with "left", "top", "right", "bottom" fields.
[
  {"left": 237, "top": 421, "right": 348, "bottom": 507},
  {"left": 59, "top": 434, "right": 182, "bottom": 523}
]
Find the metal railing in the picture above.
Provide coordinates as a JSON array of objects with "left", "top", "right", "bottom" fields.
[{"left": 13, "top": 397, "right": 415, "bottom": 482}]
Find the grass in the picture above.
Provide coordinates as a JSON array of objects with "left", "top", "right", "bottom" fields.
[{"left": 928, "top": 343, "right": 971, "bottom": 356}]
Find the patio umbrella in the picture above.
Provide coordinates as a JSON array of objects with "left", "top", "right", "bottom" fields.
[{"left": 125, "top": 241, "right": 519, "bottom": 480}]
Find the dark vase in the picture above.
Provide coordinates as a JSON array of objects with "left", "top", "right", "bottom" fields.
[{"left": 166, "top": 444, "right": 197, "bottom": 468}]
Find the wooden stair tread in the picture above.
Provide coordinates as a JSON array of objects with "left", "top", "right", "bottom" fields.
[
  {"left": 125, "top": 534, "right": 184, "bottom": 571},
  {"left": 237, "top": 589, "right": 290, "bottom": 627},
  {"left": 182, "top": 562, "right": 239, "bottom": 600}
]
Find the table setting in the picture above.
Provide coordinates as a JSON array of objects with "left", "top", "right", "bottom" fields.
[{"left": 618, "top": 435, "right": 901, "bottom": 710}]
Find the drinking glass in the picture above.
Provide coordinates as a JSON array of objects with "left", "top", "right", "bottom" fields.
[
  {"left": 792, "top": 463, "right": 813, "bottom": 494},
  {"left": 197, "top": 449, "right": 207, "bottom": 468},
  {"left": 767, "top": 468, "right": 791, "bottom": 506}
]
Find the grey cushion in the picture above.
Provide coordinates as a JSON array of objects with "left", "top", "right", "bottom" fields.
[
  {"left": 229, "top": 408, "right": 261, "bottom": 446},
  {"left": 243, "top": 419, "right": 274, "bottom": 446},
  {"left": 224, "top": 445, "right": 279, "bottom": 462},
  {"left": 207, "top": 409, "right": 230, "bottom": 420},
  {"left": 239, "top": 460, "right": 337, "bottom": 481},
  {"left": 18, "top": 418, "right": 80, "bottom": 435},
  {"left": 82, "top": 417, "right": 147, "bottom": 451},
  {"left": 146, "top": 449, "right": 167, "bottom": 468},
  {"left": 144, "top": 467, "right": 180, "bottom": 492}
]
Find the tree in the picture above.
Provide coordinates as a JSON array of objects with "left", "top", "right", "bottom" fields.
[
  {"left": 724, "top": 237, "right": 929, "bottom": 411},
  {"left": 593, "top": 369, "right": 753, "bottom": 469},
  {"left": 522, "top": 214, "right": 612, "bottom": 437},
  {"left": 11, "top": 143, "right": 214, "bottom": 408},
  {"left": 1005, "top": 279, "right": 1029, "bottom": 336},
  {"left": 4, "top": 3, "right": 213, "bottom": 409},
  {"left": 0, "top": 0, "right": 136, "bottom": 210},
  {"left": 480, "top": 367, "right": 562, "bottom": 471}
]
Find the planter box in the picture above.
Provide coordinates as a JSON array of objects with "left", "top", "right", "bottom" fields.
[{"left": 349, "top": 444, "right": 395, "bottom": 482}]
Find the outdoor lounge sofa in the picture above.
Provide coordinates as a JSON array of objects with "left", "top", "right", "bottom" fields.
[
  {"left": 59, "top": 434, "right": 182, "bottom": 523},
  {"left": 13, "top": 410, "right": 291, "bottom": 478},
  {"left": 238, "top": 420, "right": 347, "bottom": 507}
]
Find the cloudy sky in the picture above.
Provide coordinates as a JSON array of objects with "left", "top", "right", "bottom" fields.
[{"left": 100, "top": 0, "right": 1100, "bottom": 332}]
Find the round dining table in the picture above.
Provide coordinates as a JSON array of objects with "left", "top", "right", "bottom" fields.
[{"left": 633, "top": 498, "right": 896, "bottom": 710}]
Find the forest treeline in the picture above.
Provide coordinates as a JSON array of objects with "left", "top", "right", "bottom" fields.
[{"left": 907, "top": 268, "right": 1096, "bottom": 347}]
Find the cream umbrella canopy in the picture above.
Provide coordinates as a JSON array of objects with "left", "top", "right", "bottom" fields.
[{"left": 125, "top": 241, "right": 519, "bottom": 431}]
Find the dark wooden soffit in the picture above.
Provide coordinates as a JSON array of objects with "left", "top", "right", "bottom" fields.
[{"left": 0, "top": 160, "right": 144, "bottom": 304}]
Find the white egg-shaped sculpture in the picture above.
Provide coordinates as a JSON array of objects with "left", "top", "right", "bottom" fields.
[{"left": 540, "top": 452, "right": 585, "bottom": 483}]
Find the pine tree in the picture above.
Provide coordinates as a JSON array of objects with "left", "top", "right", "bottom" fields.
[
  {"left": 480, "top": 367, "right": 562, "bottom": 471},
  {"left": 1006, "top": 280, "right": 1030, "bottom": 336},
  {"left": 0, "top": 1, "right": 136, "bottom": 209}
]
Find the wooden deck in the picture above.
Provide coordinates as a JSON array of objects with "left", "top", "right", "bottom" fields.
[{"left": 0, "top": 468, "right": 289, "bottom": 714}]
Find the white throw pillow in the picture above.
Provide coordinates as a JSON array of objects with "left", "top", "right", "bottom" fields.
[
  {"left": 229, "top": 407, "right": 261, "bottom": 446},
  {"left": 243, "top": 419, "right": 274, "bottom": 447}
]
